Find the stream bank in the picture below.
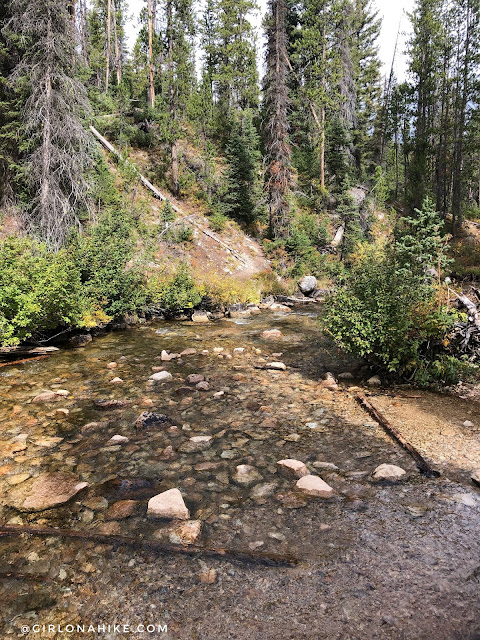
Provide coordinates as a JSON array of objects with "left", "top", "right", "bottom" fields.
[{"left": 0, "top": 308, "right": 479, "bottom": 639}]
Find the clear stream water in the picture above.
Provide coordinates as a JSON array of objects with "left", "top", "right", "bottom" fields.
[{"left": 0, "top": 309, "right": 479, "bottom": 639}]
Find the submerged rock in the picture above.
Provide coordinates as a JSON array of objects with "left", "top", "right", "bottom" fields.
[
  {"left": 168, "top": 520, "right": 202, "bottom": 545},
  {"left": 70, "top": 334, "right": 92, "bottom": 347},
  {"left": 149, "top": 371, "right": 173, "bottom": 382},
  {"left": 261, "top": 329, "right": 283, "bottom": 340},
  {"left": 147, "top": 488, "right": 190, "bottom": 520},
  {"left": 266, "top": 361, "right": 287, "bottom": 371},
  {"left": 187, "top": 374, "right": 205, "bottom": 384},
  {"left": 372, "top": 463, "right": 406, "bottom": 481},
  {"left": 232, "top": 464, "right": 262, "bottom": 486},
  {"left": 8, "top": 472, "right": 89, "bottom": 511},
  {"left": 134, "top": 411, "right": 172, "bottom": 429},
  {"left": 32, "top": 391, "right": 62, "bottom": 403},
  {"left": 295, "top": 475, "right": 334, "bottom": 497},
  {"left": 106, "top": 499, "right": 138, "bottom": 520},
  {"left": 179, "top": 435, "right": 212, "bottom": 453},
  {"left": 277, "top": 459, "right": 308, "bottom": 478},
  {"left": 106, "top": 434, "right": 129, "bottom": 445}
]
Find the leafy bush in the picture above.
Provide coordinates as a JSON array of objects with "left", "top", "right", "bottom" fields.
[
  {"left": 197, "top": 271, "right": 260, "bottom": 308},
  {"left": 148, "top": 264, "right": 202, "bottom": 315},
  {"left": 324, "top": 198, "right": 462, "bottom": 385},
  {"left": 0, "top": 237, "right": 85, "bottom": 345},
  {"left": 209, "top": 210, "right": 228, "bottom": 232},
  {"left": 72, "top": 208, "right": 147, "bottom": 319}
]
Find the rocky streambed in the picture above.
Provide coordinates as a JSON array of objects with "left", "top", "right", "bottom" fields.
[{"left": 0, "top": 308, "right": 479, "bottom": 639}]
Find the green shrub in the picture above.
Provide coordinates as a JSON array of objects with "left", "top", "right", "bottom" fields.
[
  {"left": 0, "top": 237, "right": 85, "bottom": 345},
  {"left": 209, "top": 210, "right": 228, "bottom": 232},
  {"left": 72, "top": 208, "right": 147, "bottom": 319},
  {"left": 148, "top": 264, "right": 202, "bottom": 314},
  {"left": 324, "top": 198, "right": 462, "bottom": 385}
]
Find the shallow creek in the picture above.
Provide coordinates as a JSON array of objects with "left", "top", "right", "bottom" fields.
[{"left": 0, "top": 308, "right": 479, "bottom": 639}]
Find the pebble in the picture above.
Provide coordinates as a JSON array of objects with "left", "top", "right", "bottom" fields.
[
  {"left": 312, "top": 461, "right": 339, "bottom": 471},
  {"left": 196, "top": 381, "right": 210, "bottom": 391},
  {"left": 149, "top": 371, "right": 173, "bottom": 382},
  {"left": 261, "top": 329, "right": 283, "bottom": 340},
  {"left": 251, "top": 482, "right": 278, "bottom": 499},
  {"left": 106, "top": 499, "right": 138, "bottom": 520},
  {"left": 107, "top": 362, "right": 117, "bottom": 369},
  {"left": 295, "top": 475, "right": 334, "bottom": 497},
  {"left": 168, "top": 520, "right": 202, "bottom": 545},
  {"left": 232, "top": 464, "right": 262, "bottom": 486},
  {"left": 277, "top": 459, "right": 308, "bottom": 478},
  {"left": 179, "top": 435, "right": 213, "bottom": 453},
  {"left": 266, "top": 362, "right": 287, "bottom": 371},
  {"left": 106, "top": 434, "right": 129, "bottom": 445},
  {"left": 110, "top": 377, "right": 124, "bottom": 384},
  {"left": 147, "top": 488, "right": 190, "bottom": 520},
  {"left": 187, "top": 374, "right": 205, "bottom": 384},
  {"left": 372, "top": 464, "right": 406, "bottom": 481},
  {"left": 199, "top": 568, "right": 217, "bottom": 584},
  {"left": 463, "top": 420, "right": 474, "bottom": 428}
]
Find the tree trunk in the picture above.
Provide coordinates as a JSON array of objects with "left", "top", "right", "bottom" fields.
[
  {"left": 112, "top": 0, "right": 122, "bottom": 85},
  {"left": 105, "top": 0, "right": 111, "bottom": 93},
  {"left": 451, "top": 0, "right": 471, "bottom": 235},
  {"left": 320, "top": 19, "right": 326, "bottom": 190},
  {"left": 167, "top": 0, "right": 178, "bottom": 195},
  {"left": 147, "top": 0, "right": 155, "bottom": 108}
]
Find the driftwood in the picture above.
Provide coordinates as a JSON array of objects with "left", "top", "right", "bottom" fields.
[
  {"left": 0, "top": 346, "right": 59, "bottom": 355},
  {"left": 356, "top": 392, "right": 440, "bottom": 477},
  {"left": 448, "top": 290, "right": 480, "bottom": 359},
  {"left": 0, "top": 523, "right": 297, "bottom": 567},
  {"left": 89, "top": 126, "right": 247, "bottom": 266},
  {"left": 0, "top": 355, "right": 49, "bottom": 368}
]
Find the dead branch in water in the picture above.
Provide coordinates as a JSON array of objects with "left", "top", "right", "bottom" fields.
[
  {"left": 356, "top": 392, "right": 440, "bottom": 477},
  {"left": 0, "top": 355, "right": 49, "bottom": 368},
  {"left": 0, "top": 523, "right": 298, "bottom": 567}
]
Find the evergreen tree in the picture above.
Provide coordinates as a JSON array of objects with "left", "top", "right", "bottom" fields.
[
  {"left": 8, "top": 0, "right": 92, "bottom": 247},
  {"left": 263, "top": 0, "right": 292, "bottom": 239},
  {"left": 221, "top": 109, "right": 261, "bottom": 224}
]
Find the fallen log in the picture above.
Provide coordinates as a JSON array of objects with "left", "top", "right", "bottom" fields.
[
  {"left": 0, "top": 523, "right": 297, "bottom": 567},
  {"left": 89, "top": 125, "right": 247, "bottom": 266},
  {"left": 356, "top": 392, "right": 440, "bottom": 477},
  {"left": 0, "top": 355, "right": 49, "bottom": 368}
]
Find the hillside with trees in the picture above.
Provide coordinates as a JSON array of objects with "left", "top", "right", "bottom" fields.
[{"left": 0, "top": 0, "right": 480, "bottom": 385}]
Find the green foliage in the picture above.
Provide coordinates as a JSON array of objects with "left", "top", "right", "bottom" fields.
[
  {"left": 161, "top": 200, "right": 177, "bottom": 224},
  {"left": 394, "top": 195, "right": 450, "bottom": 280},
  {"left": 72, "top": 208, "right": 147, "bottom": 319},
  {"left": 148, "top": 264, "right": 202, "bottom": 315},
  {"left": 221, "top": 110, "right": 262, "bottom": 225},
  {"left": 324, "top": 198, "right": 460, "bottom": 385},
  {"left": 208, "top": 210, "right": 228, "bottom": 232},
  {"left": 372, "top": 165, "right": 388, "bottom": 210},
  {"left": 0, "top": 237, "right": 84, "bottom": 345}
]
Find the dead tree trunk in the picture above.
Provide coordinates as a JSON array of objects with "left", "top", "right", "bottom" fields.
[
  {"left": 105, "top": 0, "right": 111, "bottom": 93},
  {"left": 147, "top": 0, "right": 155, "bottom": 108},
  {"left": 356, "top": 392, "right": 440, "bottom": 477}
]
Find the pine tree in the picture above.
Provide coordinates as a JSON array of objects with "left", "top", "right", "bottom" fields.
[
  {"left": 222, "top": 109, "right": 261, "bottom": 224},
  {"left": 8, "top": 0, "right": 92, "bottom": 247},
  {"left": 263, "top": 0, "right": 292, "bottom": 239}
]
